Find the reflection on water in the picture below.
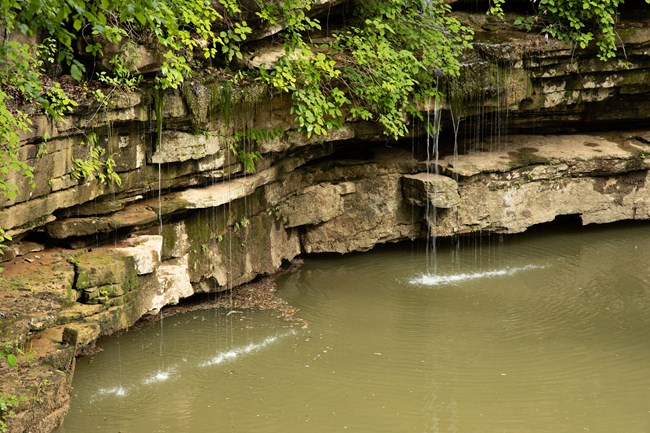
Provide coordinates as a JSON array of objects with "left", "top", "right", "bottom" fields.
[{"left": 56, "top": 223, "right": 650, "bottom": 433}]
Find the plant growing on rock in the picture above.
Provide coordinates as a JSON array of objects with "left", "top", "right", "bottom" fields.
[
  {"left": 229, "top": 127, "right": 283, "bottom": 173},
  {"left": 492, "top": 0, "right": 650, "bottom": 60},
  {"left": 335, "top": 0, "right": 473, "bottom": 138},
  {"left": 0, "top": 392, "right": 23, "bottom": 433},
  {"left": 0, "top": 342, "right": 19, "bottom": 368},
  {"left": 1, "top": 0, "right": 470, "bottom": 213},
  {"left": 0, "top": 342, "right": 23, "bottom": 432},
  {"left": 0, "top": 0, "right": 249, "bottom": 215},
  {"left": 256, "top": 0, "right": 347, "bottom": 138},
  {"left": 70, "top": 132, "right": 122, "bottom": 187},
  {"left": 259, "top": 0, "right": 473, "bottom": 139},
  {"left": 229, "top": 143, "right": 262, "bottom": 174}
]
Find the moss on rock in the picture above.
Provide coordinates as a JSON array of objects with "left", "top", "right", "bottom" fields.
[{"left": 72, "top": 251, "right": 137, "bottom": 290}]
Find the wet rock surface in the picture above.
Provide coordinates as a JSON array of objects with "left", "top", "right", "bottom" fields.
[
  {"left": 1, "top": 10, "right": 650, "bottom": 433},
  {"left": 1, "top": 128, "right": 649, "bottom": 432}
]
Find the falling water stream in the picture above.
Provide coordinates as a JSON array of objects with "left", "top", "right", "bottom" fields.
[{"left": 55, "top": 222, "right": 650, "bottom": 433}]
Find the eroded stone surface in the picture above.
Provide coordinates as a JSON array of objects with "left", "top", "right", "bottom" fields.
[
  {"left": 302, "top": 173, "right": 420, "bottom": 253},
  {"left": 446, "top": 134, "right": 649, "bottom": 177},
  {"left": 148, "top": 254, "right": 194, "bottom": 314},
  {"left": 403, "top": 173, "right": 460, "bottom": 209},
  {"left": 152, "top": 131, "right": 225, "bottom": 164},
  {"left": 277, "top": 183, "right": 350, "bottom": 228},
  {"left": 116, "top": 235, "right": 163, "bottom": 275},
  {"left": 2, "top": 15, "right": 650, "bottom": 433},
  {"left": 4, "top": 18, "right": 650, "bottom": 238}
]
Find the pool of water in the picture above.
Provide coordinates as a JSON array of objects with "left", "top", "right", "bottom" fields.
[{"left": 55, "top": 223, "right": 650, "bottom": 433}]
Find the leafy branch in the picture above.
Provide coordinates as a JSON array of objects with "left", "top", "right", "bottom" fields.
[
  {"left": 70, "top": 132, "right": 122, "bottom": 187},
  {"left": 259, "top": 0, "right": 473, "bottom": 140},
  {"left": 492, "top": 0, "right": 650, "bottom": 60}
]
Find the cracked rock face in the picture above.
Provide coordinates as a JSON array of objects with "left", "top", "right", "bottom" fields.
[
  {"left": 2, "top": 132, "right": 649, "bottom": 433},
  {"left": 299, "top": 169, "right": 423, "bottom": 254},
  {"left": 3, "top": 10, "right": 650, "bottom": 433},
  {"left": 4, "top": 14, "right": 650, "bottom": 239},
  {"left": 425, "top": 132, "right": 650, "bottom": 235}
]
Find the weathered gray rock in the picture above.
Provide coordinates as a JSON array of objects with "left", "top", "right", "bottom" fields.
[
  {"left": 259, "top": 125, "right": 356, "bottom": 154},
  {"left": 419, "top": 131, "right": 650, "bottom": 235},
  {"left": 161, "top": 221, "right": 191, "bottom": 260},
  {"left": 445, "top": 133, "right": 650, "bottom": 177},
  {"left": 189, "top": 210, "right": 302, "bottom": 293},
  {"left": 152, "top": 131, "right": 225, "bottom": 164},
  {"left": 116, "top": 235, "right": 162, "bottom": 275},
  {"left": 4, "top": 18, "right": 649, "bottom": 239},
  {"left": 302, "top": 173, "right": 420, "bottom": 253},
  {"left": 11, "top": 241, "right": 45, "bottom": 257},
  {"left": 433, "top": 169, "right": 650, "bottom": 235},
  {"left": 81, "top": 284, "right": 125, "bottom": 304},
  {"left": 148, "top": 254, "right": 194, "bottom": 314},
  {"left": 46, "top": 204, "right": 159, "bottom": 239},
  {"left": 277, "top": 183, "right": 353, "bottom": 228},
  {"left": 439, "top": 16, "right": 650, "bottom": 135},
  {"left": 0, "top": 245, "right": 16, "bottom": 262},
  {"left": 177, "top": 150, "right": 332, "bottom": 210},
  {"left": 99, "top": 40, "right": 164, "bottom": 74},
  {"left": 73, "top": 250, "right": 137, "bottom": 291},
  {"left": 403, "top": 173, "right": 460, "bottom": 209},
  {"left": 243, "top": 43, "right": 287, "bottom": 70}
]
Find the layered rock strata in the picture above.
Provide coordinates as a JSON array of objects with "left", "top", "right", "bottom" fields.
[{"left": 1, "top": 14, "right": 650, "bottom": 433}]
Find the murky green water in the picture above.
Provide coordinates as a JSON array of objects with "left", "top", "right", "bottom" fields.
[{"left": 56, "top": 223, "right": 650, "bottom": 433}]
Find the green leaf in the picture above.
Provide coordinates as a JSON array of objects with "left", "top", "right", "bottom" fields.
[
  {"left": 6, "top": 353, "right": 17, "bottom": 368},
  {"left": 70, "top": 64, "right": 82, "bottom": 81},
  {"left": 135, "top": 12, "right": 147, "bottom": 25}
]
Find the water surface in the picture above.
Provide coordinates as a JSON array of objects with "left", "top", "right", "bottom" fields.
[{"left": 56, "top": 223, "right": 650, "bottom": 433}]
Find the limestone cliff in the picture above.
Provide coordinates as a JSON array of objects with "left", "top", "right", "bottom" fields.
[{"left": 0, "top": 8, "right": 649, "bottom": 433}]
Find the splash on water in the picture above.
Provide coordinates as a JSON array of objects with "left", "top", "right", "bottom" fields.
[
  {"left": 409, "top": 265, "right": 543, "bottom": 286},
  {"left": 143, "top": 368, "right": 175, "bottom": 384},
  {"left": 200, "top": 331, "right": 296, "bottom": 367},
  {"left": 97, "top": 386, "right": 127, "bottom": 397}
]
